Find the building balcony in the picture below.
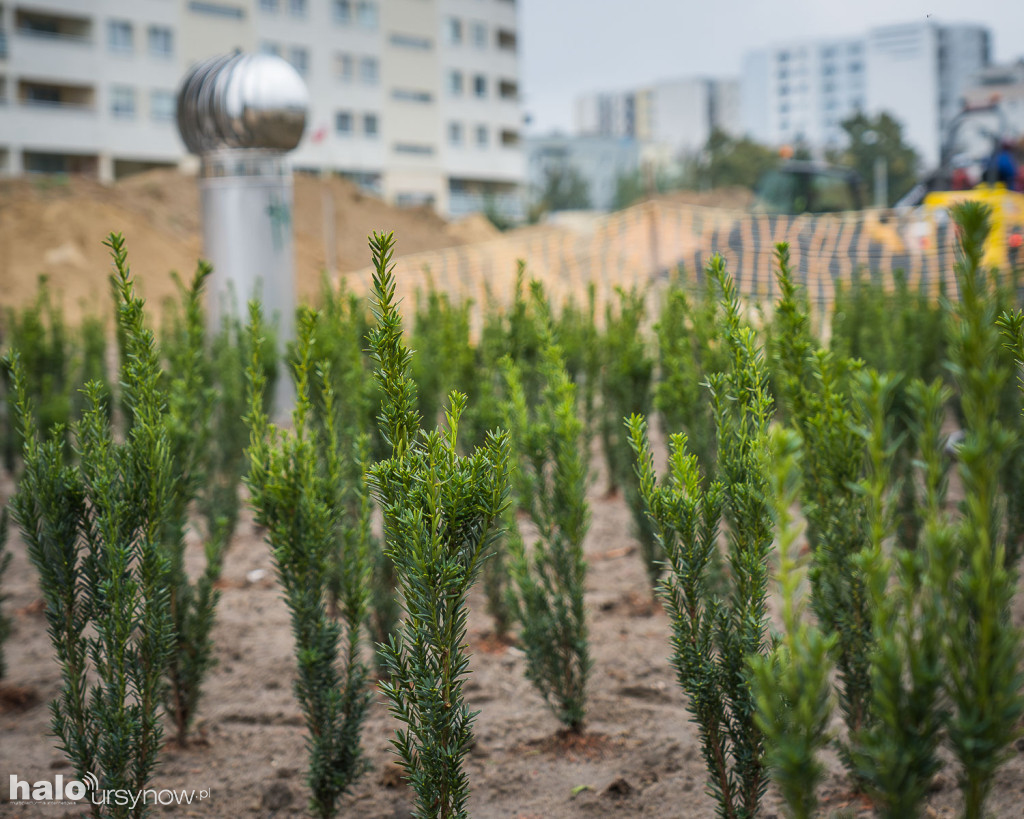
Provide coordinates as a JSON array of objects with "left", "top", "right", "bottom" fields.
[{"left": 12, "top": 28, "right": 99, "bottom": 81}]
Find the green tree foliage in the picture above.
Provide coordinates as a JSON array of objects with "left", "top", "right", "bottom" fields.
[
  {"left": 10, "top": 234, "right": 175, "bottom": 818},
  {"left": 699, "top": 127, "right": 781, "bottom": 190},
  {"left": 366, "top": 232, "right": 511, "bottom": 819},
  {"left": 533, "top": 163, "right": 591, "bottom": 215},
  {"left": 502, "top": 337, "right": 591, "bottom": 731},
  {"left": 833, "top": 111, "right": 919, "bottom": 207},
  {"left": 749, "top": 429, "right": 835, "bottom": 819},
  {"left": 245, "top": 306, "right": 372, "bottom": 819},
  {"left": 629, "top": 255, "right": 775, "bottom": 819}
]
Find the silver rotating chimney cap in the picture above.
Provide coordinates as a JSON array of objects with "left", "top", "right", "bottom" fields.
[{"left": 176, "top": 52, "right": 309, "bottom": 154}]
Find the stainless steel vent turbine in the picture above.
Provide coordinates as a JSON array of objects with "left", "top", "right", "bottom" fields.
[{"left": 176, "top": 53, "right": 309, "bottom": 384}]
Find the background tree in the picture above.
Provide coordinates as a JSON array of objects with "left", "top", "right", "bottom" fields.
[
  {"left": 532, "top": 163, "right": 591, "bottom": 216},
  {"left": 832, "top": 112, "right": 919, "bottom": 207},
  {"left": 699, "top": 127, "right": 781, "bottom": 190}
]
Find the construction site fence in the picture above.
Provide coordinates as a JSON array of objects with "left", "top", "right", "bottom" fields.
[{"left": 337, "top": 200, "right": 969, "bottom": 328}]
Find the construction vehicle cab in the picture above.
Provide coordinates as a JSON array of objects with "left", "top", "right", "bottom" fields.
[{"left": 753, "top": 161, "right": 863, "bottom": 215}]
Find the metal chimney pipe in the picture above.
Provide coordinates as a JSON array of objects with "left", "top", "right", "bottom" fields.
[{"left": 176, "top": 53, "right": 308, "bottom": 402}]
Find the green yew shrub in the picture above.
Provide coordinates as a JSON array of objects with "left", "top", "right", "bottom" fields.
[
  {"left": 1, "top": 278, "right": 110, "bottom": 473},
  {"left": 10, "top": 234, "right": 174, "bottom": 817},
  {"left": 245, "top": 306, "right": 372, "bottom": 819},
  {"left": 158, "top": 264, "right": 230, "bottom": 745},
  {"left": 600, "top": 286, "right": 657, "bottom": 585},
  {"left": 940, "top": 202, "right": 1024, "bottom": 819},
  {"left": 366, "top": 232, "right": 511, "bottom": 819},
  {"left": 654, "top": 269, "right": 727, "bottom": 483},
  {"left": 0, "top": 508, "right": 10, "bottom": 679},
  {"left": 629, "top": 255, "right": 774, "bottom": 819},
  {"left": 748, "top": 428, "right": 835, "bottom": 819},
  {"left": 501, "top": 336, "right": 591, "bottom": 731},
  {"left": 771, "top": 247, "right": 876, "bottom": 761},
  {"left": 847, "top": 374, "right": 948, "bottom": 819}
]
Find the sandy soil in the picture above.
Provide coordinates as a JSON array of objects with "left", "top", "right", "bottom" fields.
[
  {"left": 1, "top": 444, "right": 1023, "bottom": 819},
  {"left": 0, "top": 171, "right": 499, "bottom": 327}
]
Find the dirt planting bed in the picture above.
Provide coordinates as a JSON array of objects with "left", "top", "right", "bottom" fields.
[{"left": 2, "top": 458, "right": 1024, "bottom": 819}]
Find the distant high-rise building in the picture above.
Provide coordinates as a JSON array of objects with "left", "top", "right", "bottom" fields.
[
  {"left": 574, "top": 77, "right": 739, "bottom": 156},
  {"left": 740, "top": 21, "right": 991, "bottom": 167},
  {"left": 0, "top": 0, "right": 524, "bottom": 217},
  {"left": 866, "top": 21, "right": 989, "bottom": 167},
  {"left": 740, "top": 37, "right": 867, "bottom": 150}
]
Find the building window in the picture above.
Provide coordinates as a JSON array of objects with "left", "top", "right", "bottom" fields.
[
  {"left": 473, "top": 75, "right": 487, "bottom": 98},
  {"left": 392, "top": 89, "right": 432, "bottom": 103},
  {"left": 111, "top": 85, "right": 135, "bottom": 118},
  {"left": 151, "top": 89, "right": 176, "bottom": 121},
  {"left": 335, "top": 53, "right": 353, "bottom": 81},
  {"left": 363, "top": 113, "right": 378, "bottom": 137},
  {"left": 496, "top": 29, "right": 516, "bottom": 51},
  {"left": 336, "top": 110, "right": 353, "bottom": 134},
  {"left": 261, "top": 41, "right": 282, "bottom": 57},
  {"left": 359, "top": 56, "right": 379, "bottom": 85},
  {"left": 500, "top": 129, "right": 519, "bottom": 147},
  {"left": 849, "top": 61, "right": 863, "bottom": 73},
  {"left": 471, "top": 22, "right": 487, "bottom": 48},
  {"left": 394, "top": 143, "right": 434, "bottom": 156},
  {"left": 390, "top": 33, "right": 431, "bottom": 50},
  {"left": 108, "top": 20, "right": 133, "bottom": 54},
  {"left": 499, "top": 79, "right": 517, "bottom": 100},
  {"left": 448, "top": 122, "right": 462, "bottom": 145},
  {"left": 289, "top": 0, "right": 307, "bottom": 16},
  {"left": 188, "top": 2, "right": 245, "bottom": 18},
  {"left": 148, "top": 26, "right": 173, "bottom": 58},
  {"left": 448, "top": 70, "right": 463, "bottom": 96},
  {"left": 259, "top": 0, "right": 278, "bottom": 11},
  {"left": 476, "top": 125, "right": 488, "bottom": 147},
  {"left": 289, "top": 46, "right": 309, "bottom": 76},
  {"left": 445, "top": 17, "right": 462, "bottom": 45},
  {"left": 356, "top": 1, "right": 378, "bottom": 29},
  {"left": 333, "top": 0, "right": 351, "bottom": 23}
]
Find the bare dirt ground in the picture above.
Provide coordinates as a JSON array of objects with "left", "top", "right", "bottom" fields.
[{"left": 2, "top": 447, "right": 1024, "bottom": 819}]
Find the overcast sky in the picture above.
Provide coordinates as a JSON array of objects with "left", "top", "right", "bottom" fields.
[{"left": 518, "top": 0, "right": 1024, "bottom": 134}]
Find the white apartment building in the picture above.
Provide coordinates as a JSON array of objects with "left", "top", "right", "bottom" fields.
[
  {"left": 740, "top": 37, "right": 867, "bottom": 151},
  {"left": 574, "top": 77, "right": 740, "bottom": 156},
  {"left": 0, "top": 0, "right": 524, "bottom": 217},
  {"left": 740, "top": 21, "right": 991, "bottom": 168},
  {"left": 866, "top": 21, "right": 989, "bottom": 168}
]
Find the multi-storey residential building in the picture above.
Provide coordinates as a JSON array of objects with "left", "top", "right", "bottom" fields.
[
  {"left": 0, "top": 0, "right": 524, "bottom": 217},
  {"left": 574, "top": 77, "right": 740, "bottom": 156},
  {"left": 866, "top": 21, "right": 989, "bottom": 168},
  {"left": 740, "top": 21, "right": 991, "bottom": 168},
  {"left": 740, "top": 37, "right": 867, "bottom": 151}
]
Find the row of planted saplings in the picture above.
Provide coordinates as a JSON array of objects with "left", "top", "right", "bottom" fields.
[{"left": 5, "top": 201, "right": 1024, "bottom": 819}]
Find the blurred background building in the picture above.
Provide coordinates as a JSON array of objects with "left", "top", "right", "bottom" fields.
[{"left": 0, "top": 0, "right": 525, "bottom": 218}]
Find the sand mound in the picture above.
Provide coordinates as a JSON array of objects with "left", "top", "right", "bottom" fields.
[{"left": 0, "top": 169, "right": 489, "bottom": 325}]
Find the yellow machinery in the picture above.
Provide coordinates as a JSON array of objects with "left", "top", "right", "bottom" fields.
[{"left": 919, "top": 185, "right": 1024, "bottom": 271}]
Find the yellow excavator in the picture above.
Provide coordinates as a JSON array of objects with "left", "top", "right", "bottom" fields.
[{"left": 897, "top": 103, "right": 1024, "bottom": 270}]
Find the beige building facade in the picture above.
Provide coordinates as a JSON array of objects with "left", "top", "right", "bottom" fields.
[{"left": 0, "top": 0, "right": 524, "bottom": 216}]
